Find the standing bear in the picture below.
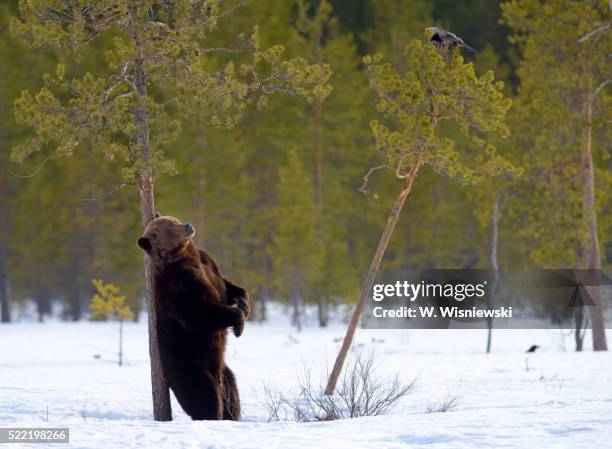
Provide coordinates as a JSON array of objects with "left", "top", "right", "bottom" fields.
[{"left": 137, "top": 214, "right": 250, "bottom": 420}]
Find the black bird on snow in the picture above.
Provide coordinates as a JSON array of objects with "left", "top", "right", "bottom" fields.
[
  {"left": 526, "top": 345, "right": 540, "bottom": 353},
  {"left": 426, "top": 27, "right": 476, "bottom": 54}
]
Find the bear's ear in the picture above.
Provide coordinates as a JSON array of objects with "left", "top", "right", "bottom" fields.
[
  {"left": 137, "top": 237, "right": 152, "bottom": 252},
  {"left": 154, "top": 212, "right": 161, "bottom": 218}
]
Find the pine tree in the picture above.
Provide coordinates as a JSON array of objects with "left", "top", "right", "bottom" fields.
[
  {"left": 9, "top": 164, "right": 60, "bottom": 321},
  {"left": 90, "top": 279, "right": 134, "bottom": 367},
  {"left": 163, "top": 0, "right": 312, "bottom": 322},
  {"left": 294, "top": 0, "right": 372, "bottom": 326},
  {"left": 502, "top": 0, "right": 610, "bottom": 351},
  {"left": 365, "top": 0, "right": 482, "bottom": 271},
  {"left": 0, "top": 1, "right": 56, "bottom": 323},
  {"left": 325, "top": 36, "right": 515, "bottom": 394},
  {"left": 269, "top": 148, "right": 322, "bottom": 331},
  {"left": 0, "top": 4, "right": 17, "bottom": 323},
  {"left": 11, "top": 0, "right": 330, "bottom": 420}
]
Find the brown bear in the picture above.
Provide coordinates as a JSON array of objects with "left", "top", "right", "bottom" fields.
[{"left": 137, "top": 214, "right": 249, "bottom": 421}]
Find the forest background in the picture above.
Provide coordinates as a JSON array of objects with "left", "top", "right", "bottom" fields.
[{"left": 0, "top": 0, "right": 609, "bottom": 329}]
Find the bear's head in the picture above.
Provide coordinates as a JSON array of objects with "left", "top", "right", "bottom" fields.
[{"left": 137, "top": 214, "right": 196, "bottom": 264}]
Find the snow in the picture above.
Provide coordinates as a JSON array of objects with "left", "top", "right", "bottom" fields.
[{"left": 1, "top": 308, "right": 612, "bottom": 449}]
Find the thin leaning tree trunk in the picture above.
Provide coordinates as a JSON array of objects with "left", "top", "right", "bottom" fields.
[
  {"left": 325, "top": 157, "right": 422, "bottom": 395},
  {"left": 132, "top": 11, "right": 172, "bottom": 420}
]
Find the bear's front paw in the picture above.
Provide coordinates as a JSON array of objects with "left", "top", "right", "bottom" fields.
[
  {"left": 231, "top": 308, "right": 245, "bottom": 338},
  {"left": 237, "top": 293, "right": 250, "bottom": 318}
]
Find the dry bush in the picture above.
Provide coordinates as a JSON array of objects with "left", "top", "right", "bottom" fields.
[
  {"left": 425, "top": 393, "right": 460, "bottom": 413},
  {"left": 263, "top": 351, "right": 416, "bottom": 422}
]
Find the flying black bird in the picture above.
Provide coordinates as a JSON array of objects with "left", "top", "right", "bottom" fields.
[
  {"left": 426, "top": 27, "right": 476, "bottom": 53},
  {"left": 526, "top": 345, "right": 540, "bottom": 353}
]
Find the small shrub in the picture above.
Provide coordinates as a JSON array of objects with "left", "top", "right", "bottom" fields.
[
  {"left": 263, "top": 351, "right": 415, "bottom": 422},
  {"left": 425, "top": 393, "right": 460, "bottom": 413},
  {"left": 89, "top": 279, "right": 133, "bottom": 366}
]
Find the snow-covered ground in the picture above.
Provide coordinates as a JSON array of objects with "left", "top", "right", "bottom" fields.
[{"left": 1, "top": 308, "right": 612, "bottom": 449}]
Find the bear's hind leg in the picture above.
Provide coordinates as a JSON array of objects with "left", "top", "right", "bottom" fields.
[
  {"left": 171, "top": 370, "right": 223, "bottom": 420},
  {"left": 222, "top": 366, "right": 241, "bottom": 421}
]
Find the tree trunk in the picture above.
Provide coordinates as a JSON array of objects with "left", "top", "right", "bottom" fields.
[
  {"left": 259, "top": 254, "right": 271, "bottom": 322},
  {"left": 580, "top": 68, "right": 607, "bottom": 351},
  {"left": 132, "top": 306, "right": 140, "bottom": 323},
  {"left": 317, "top": 296, "right": 328, "bottom": 328},
  {"left": 131, "top": 8, "right": 172, "bottom": 420},
  {"left": 67, "top": 250, "right": 82, "bottom": 321},
  {"left": 0, "top": 100, "right": 11, "bottom": 323},
  {"left": 575, "top": 305, "right": 584, "bottom": 352},
  {"left": 0, "top": 278, "right": 11, "bottom": 323},
  {"left": 68, "top": 288, "right": 82, "bottom": 322},
  {"left": 325, "top": 157, "right": 422, "bottom": 395},
  {"left": 291, "top": 282, "right": 303, "bottom": 332},
  {"left": 119, "top": 319, "right": 124, "bottom": 367},
  {"left": 258, "top": 285, "right": 268, "bottom": 322},
  {"left": 194, "top": 123, "right": 207, "bottom": 247},
  {"left": 35, "top": 288, "right": 50, "bottom": 323},
  {"left": 0, "top": 192, "right": 11, "bottom": 323},
  {"left": 312, "top": 98, "right": 328, "bottom": 327},
  {"left": 487, "top": 196, "right": 501, "bottom": 354}
]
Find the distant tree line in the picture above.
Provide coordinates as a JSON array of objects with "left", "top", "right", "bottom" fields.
[{"left": 0, "top": 0, "right": 609, "bottom": 335}]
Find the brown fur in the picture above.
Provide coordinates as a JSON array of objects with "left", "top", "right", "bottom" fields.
[{"left": 138, "top": 215, "right": 249, "bottom": 420}]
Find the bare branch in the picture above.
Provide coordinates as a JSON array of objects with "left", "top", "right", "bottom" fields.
[
  {"left": 359, "top": 164, "right": 392, "bottom": 194},
  {"left": 8, "top": 156, "right": 55, "bottom": 178},
  {"left": 143, "top": 21, "right": 172, "bottom": 33},
  {"left": 577, "top": 23, "right": 609, "bottom": 43},
  {"left": 217, "top": 0, "right": 252, "bottom": 20},
  {"left": 162, "top": 97, "right": 178, "bottom": 106},
  {"left": 81, "top": 182, "right": 133, "bottom": 202},
  {"left": 104, "top": 61, "right": 134, "bottom": 100},
  {"left": 394, "top": 155, "right": 409, "bottom": 179},
  {"left": 201, "top": 45, "right": 251, "bottom": 54},
  {"left": 591, "top": 79, "right": 611, "bottom": 103}
]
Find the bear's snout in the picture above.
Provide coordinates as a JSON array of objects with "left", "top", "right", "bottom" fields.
[{"left": 184, "top": 223, "right": 194, "bottom": 237}]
